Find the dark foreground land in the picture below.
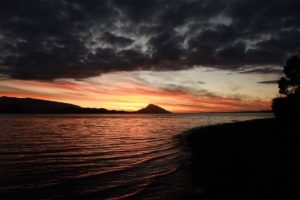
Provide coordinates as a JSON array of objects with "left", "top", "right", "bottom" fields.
[{"left": 183, "top": 118, "right": 299, "bottom": 199}]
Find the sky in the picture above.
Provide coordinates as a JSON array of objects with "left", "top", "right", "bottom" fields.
[{"left": 0, "top": 0, "right": 299, "bottom": 112}]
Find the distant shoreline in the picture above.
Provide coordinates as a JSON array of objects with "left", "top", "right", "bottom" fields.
[
  {"left": 0, "top": 111, "right": 272, "bottom": 114},
  {"left": 182, "top": 118, "right": 299, "bottom": 199},
  {"left": 0, "top": 96, "right": 170, "bottom": 114},
  {"left": 0, "top": 96, "right": 272, "bottom": 114}
]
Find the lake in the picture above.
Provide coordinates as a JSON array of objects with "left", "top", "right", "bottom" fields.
[{"left": 0, "top": 113, "right": 272, "bottom": 199}]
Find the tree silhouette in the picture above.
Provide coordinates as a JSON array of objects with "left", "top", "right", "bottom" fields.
[
  {"left": 272, "top": 54, "right": 300, "bottom": 122},
  {"left": 278, "top": 55, "right": 300, "bottom": 95}
]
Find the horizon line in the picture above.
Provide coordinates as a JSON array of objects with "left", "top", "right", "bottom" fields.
[{"left": 0, "top": 96, "right": 272, "bottom": 114}]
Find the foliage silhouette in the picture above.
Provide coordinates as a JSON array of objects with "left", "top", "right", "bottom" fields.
[{"left": 272, "top": 54, "right": 300, "bottom": 122}]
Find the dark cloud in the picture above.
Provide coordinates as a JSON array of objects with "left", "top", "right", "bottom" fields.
[
  {"left": 257, "top": 80, "right": 279, "bottom": 84},
  {"left": 0, "top": 0, "right": 299, "bottom": 80},
  {"left": 239, "top": 67, "right": 283, "bottom": 75},
  {"left": 161, "top": 83, "right": 218, "bottom": 98},
  {"left": 100, "top": 32, "right": 133, "bottom": 47}
]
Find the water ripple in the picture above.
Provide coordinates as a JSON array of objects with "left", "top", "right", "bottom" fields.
[{"left": 0, "top": 113, "right": 273, "bottom": 199}]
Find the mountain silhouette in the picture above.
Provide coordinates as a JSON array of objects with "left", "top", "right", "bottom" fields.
[
  {"left": 0, "top": 96, "right": 171, "bottom": 114},
  {"left": 0, "top": 96, "right": 80, "bottom": 113},
  {"left": 136, "top": 104, "right": 171, "bottom": 114},
  {"left": 0, "top": 96, "right": 124, "bottom": 114}
]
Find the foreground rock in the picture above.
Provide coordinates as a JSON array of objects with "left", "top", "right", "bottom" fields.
[{"left": 184, "top": 118, "right": 299, "bottom": 199}]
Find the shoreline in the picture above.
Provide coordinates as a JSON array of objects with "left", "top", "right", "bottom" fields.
[{"left": 182, "top": 118, "right": 299, "bottom": 199}]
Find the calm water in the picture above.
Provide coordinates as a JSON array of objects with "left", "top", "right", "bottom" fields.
[{"left": 0, "top": 113, "right": 272, "bottom": 199}]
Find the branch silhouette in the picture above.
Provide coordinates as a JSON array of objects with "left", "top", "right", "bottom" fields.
[{"left": 272, "top": 53, "right": 300, "bottom": 123}]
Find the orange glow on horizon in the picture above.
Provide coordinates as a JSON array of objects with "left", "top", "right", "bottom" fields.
[{"left": 0, "top": 79, "right": 272, "bottom": 113}]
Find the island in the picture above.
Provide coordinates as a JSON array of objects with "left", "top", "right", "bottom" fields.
[
  {"left": 136, "top": 103, "right": 171, "bottom": 114},
  {"left": 0, "top": 96, "right": 171, "bottom": 114}
]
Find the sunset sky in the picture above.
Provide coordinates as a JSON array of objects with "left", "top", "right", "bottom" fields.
[{"left": 0, "top": 0, "right": 299, "bottom": 112}]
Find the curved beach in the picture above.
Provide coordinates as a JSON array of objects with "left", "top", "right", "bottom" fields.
[{"left": 183, "top": 118, "right": 299, "bottom": 199}]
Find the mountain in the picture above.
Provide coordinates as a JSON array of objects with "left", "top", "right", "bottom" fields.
[
  {"left": 0, "top": 96, "right": 126, "bottom": 114},
  {"left": 0, "top": 96, "right": 79, "bottom": 113},
  {"left": 0, "top": 96, "right": 171, "bottom": 114},
  {"left": 136, "top": 104, "right": 171, "bottom": 114}
]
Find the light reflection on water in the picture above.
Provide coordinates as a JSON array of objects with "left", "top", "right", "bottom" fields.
[{"left": 0, "top": 113, "right": 272, "bottom": 199}]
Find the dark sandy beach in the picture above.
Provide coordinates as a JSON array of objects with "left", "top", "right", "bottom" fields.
[{"left": 183, "top": 118, "right": 299, "bottom": 199}]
